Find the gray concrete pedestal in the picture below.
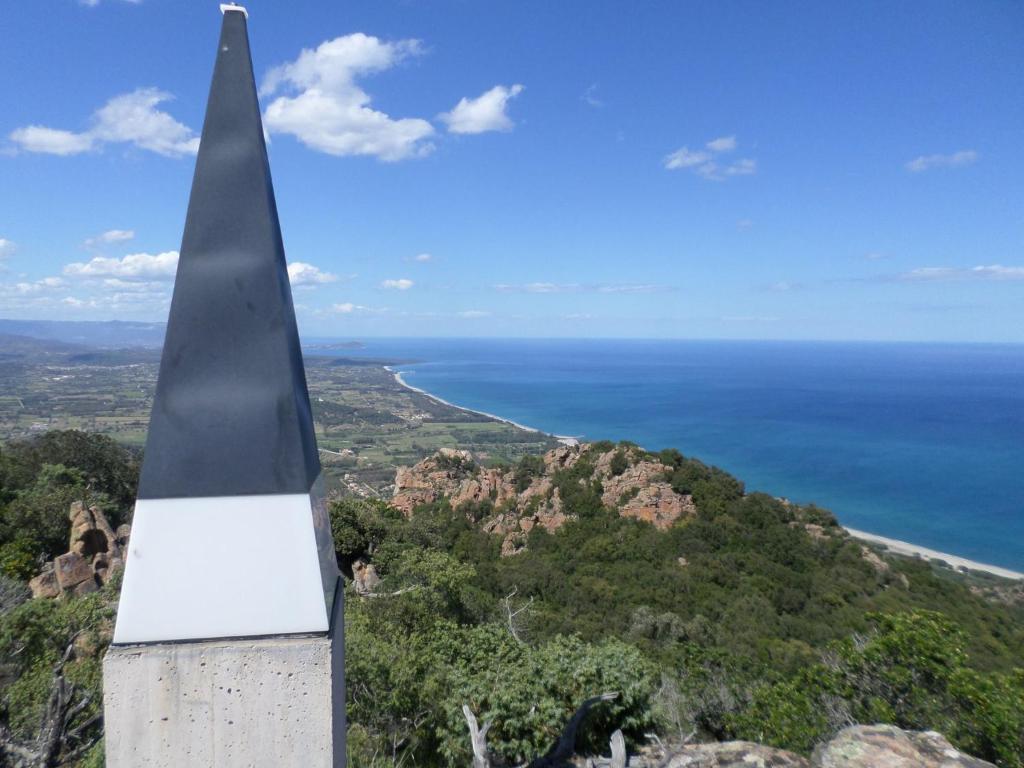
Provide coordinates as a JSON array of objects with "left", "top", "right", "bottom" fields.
[{"left": 102, "top": 590, "right": 345, "bottom": 768}]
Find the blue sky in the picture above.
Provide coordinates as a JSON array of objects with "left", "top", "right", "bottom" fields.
[{"left": 1, "top": 0, "right": 1021, "bottom": 341}]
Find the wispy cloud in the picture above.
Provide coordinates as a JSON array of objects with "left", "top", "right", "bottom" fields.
[
  {"left": 494, "top": 282, "right": 673, "bottom": 294},
  {"left": 896, "top": 264, "right": 1024, "bottom": 282},
  {"left": 287, "top": 262, "right": 338, "bottom": 286},
  {"left": 262, "top": 34, "right": 435, "bottom": 162},
  {"left": 84, "top": 229, "right": 135, "bottom": 248},
  {"left": 440, "top": 84, "right": 524, "bottom": 134},
  {"left": 766, "top": 280, "right": 802, "bottom": 292},
  {"left": 79, "top": 0, "right": 142, "bottom": 6},
  {"left": 10, "top": 88, "right": 198, "bottom": 157},
  {"left": 664, "top": 135, "right": 756, "bottom": 180},
  {"left": 411, "top": 253, "right": 433, "bottom": 263},
  {"left": 381, "top": 278, "right": 414, "bottom": 290},
  {"left": 457, "top": 310, "right": 490, "bottom": 318},
  {"left": 331, "top": 302, "right": 388, "bottom": 315},
  {"left": 581, "top": 83, "right": 603, "bottom": 108},
  {"left": 0, "top": 239, "right": 15, "bottom": 259},
  {"left": 905, "top": 150, "right": 977, "bottom": 173}
]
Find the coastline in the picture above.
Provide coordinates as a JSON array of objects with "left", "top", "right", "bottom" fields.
[
  {"left": 386, "top": 366, "right": 579, "bottom": 446},
  {"left": 846, "top": 527, "right": 1024, "bottom": 581},
  {"left": 386, "top": 365, "right": 1020, "bottom": 582}
]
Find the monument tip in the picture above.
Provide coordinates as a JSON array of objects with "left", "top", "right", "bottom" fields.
[{"left": 220, "top": 3, "right": 248, "bottom": 18}]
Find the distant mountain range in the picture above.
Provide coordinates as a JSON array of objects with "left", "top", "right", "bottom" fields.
[
  {"left": 0, "top": 320, "right": 366, "bottom": 352},
  {"left": 0, "top": 319, "right": 167, "bottom": 348}
]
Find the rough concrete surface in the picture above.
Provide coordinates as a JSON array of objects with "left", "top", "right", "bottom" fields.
[{"left": 103, "top": 587, "right": 345, "bottom": 767}]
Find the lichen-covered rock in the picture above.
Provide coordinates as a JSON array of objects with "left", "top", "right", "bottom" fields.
[
  {"left": 661, "top": 741, "right": 809, "bottom": 767},
  {"left": 811, "top": 725, "right": 996, "bottom": 768}
]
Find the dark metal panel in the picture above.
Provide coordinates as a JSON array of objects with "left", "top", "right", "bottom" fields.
[{"left": 138, "top": 10, "right": 320, "bottom": 499}]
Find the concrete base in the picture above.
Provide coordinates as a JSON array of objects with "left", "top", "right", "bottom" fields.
[{"left": 102, "top": 589, "right": 344, "bottom": 767}]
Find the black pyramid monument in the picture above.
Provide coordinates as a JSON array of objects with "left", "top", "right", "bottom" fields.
[
  {"left": 112, "top": 4, "right": 339, "bottom": 647},
  {"left": 139, "top": 6, "right": 319, "bottom": 500}
]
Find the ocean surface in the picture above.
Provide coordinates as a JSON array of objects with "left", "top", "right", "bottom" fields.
[{"left": 309, "top": 338, "right": 1024, "bottom": 571}]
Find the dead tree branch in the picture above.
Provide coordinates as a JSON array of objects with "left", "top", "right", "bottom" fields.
[
  {"left": 463, "top": 704, "right": 493, "bottom": 768},
  {"left": 0, "top": 634, "right": 102, "bottom": 768},
  {"left": 502, "top": 587, "right": 534, "bottom": 644}
]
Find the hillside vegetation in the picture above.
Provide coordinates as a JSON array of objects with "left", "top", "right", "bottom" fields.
[{"left": 0, "top": 432, "right": 1021, "bottom": 767}]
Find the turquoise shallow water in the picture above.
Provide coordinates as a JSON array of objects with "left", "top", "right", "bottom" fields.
[{"left": 311, "top": 338, "right": 1024, "bottom": 571}]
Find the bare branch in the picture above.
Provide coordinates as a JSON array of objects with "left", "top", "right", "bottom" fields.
[
  {"left": 502, "top": 586, "right": 535, "bottom": 644},
  {"left": 463, "top": 704, "right": 492, "bottom": 768},
  {"left": 361, "top": 585, "right": 421, "bottom": 599}
]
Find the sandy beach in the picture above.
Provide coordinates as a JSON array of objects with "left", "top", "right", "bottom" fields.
[
  {"left": 388, "top": 365, "right": 1020, "bottom": 582},
  {"left": 847, "top": 528, "right": 1023, "bottom": 581},
  {"left": 387, "top": 367, "right": 580, "bottom": 446}
]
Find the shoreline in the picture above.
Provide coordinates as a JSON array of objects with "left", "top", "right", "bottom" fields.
[
  {"left": 846, "top": 527, "right": 1024, "bottom": 581},
  {"left": 386, "top": 365, "right": 1020, "bottom": 582},
  {"left": 386, "top": 366, "right": 579, "bottom": 446}
]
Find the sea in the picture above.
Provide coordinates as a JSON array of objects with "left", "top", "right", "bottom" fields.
[{"left": 309, "top": 338, "right": 1024, "bottom": 572}]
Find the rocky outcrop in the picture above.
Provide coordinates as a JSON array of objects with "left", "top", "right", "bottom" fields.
[
  {"left": 28, "top": 501, "right": 129, "bottom": 599},
  {"left": 660, "top": 741, "right": 810, "bottom": 767},
  {"left": 600, "top": 460, "right": 696, "bottom": 529},
  {"left": 393, "top": 444, "right": 698, "bottom": 555},
  {"left": 629, "top": 726, "right": 995, "bottom": 768},
  {"left": 811, "top": 725, "right": 996, "bottom": 767},
  {"left": 352, "top": 558, "right": 382, "bottom": 596}
]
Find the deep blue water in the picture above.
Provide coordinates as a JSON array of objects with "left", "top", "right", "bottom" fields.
[{"left": 309, "top": 338, "right": 1024, "bottom": 571}]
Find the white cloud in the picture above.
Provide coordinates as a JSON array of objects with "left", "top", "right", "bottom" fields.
[
  {"left": 581, "top": 84, "right": 603, "bottom": 108},
  {"left": 724, "top": 158, "right": 757, "bottom": 176},
  {"left": 898, "top": 264, "right": 1024, "bottom": 282},
  {"left": 8, "top": 127, "right": 95, "bottom": 156},
  {"left": 262, "top": 34, "right": 435, "bottom": 162},
  {"left": 0, "top": 239, "right": 15, "bottom": 259},
  {"left": 412, "top": 252, "right": 432, "bottom": 262},
  {"left": 664, "top": 147, "right": 711, "bottom": 170},
  {"left": 330, "top": 302, "right": 387, "bottom": 315},
  {"left": 79, "top": 0, "right": 142, "bottom": 6},
  {"left": 10, "top": 88, "right": 198, "bottom": 158},
  {"left": 287, "top": 262, "right": 338, "bottom": 286},
  {"left": 440, "top": 84, "right": 524, "bottom": 134},
  {"left": 6, "top": 277, "right": 65, "bottom": 295},
  {"left": 457, "top": 310, "right": 490, "bottom": 318},
  {"left": 706, "top": 135, "right": 737, "bottom": 152},
  {"left": 494, "top": 282, "right": 672, "bottom": 294},
  {"left": 63, "top": 250, "right": 179, "bottom": 280},
  {"left": 664, "top": 135, "right": 756, "bottom": 180},
  {"left": 85, "top": 229, "right": 135, "bottom": 248},
  {"left": 381, "top": 278, "right": 414, "bottom": 290},
  {"left": 905, "top": 150, "right": 977, "bottom": 173}
]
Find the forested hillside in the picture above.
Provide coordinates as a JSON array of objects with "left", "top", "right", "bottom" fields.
[{"left": 0, "top": 431, "right": 1021, "bottom": 767}]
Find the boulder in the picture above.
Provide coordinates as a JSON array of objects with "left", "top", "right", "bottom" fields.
[
  {"left": 54, "top": 552, "right": 94, "bottom": 591},
  {"left": 662, "top": 741, "right": 809, "bottom": 767},
  {"left": 812, "top": 725, "right": 996, "bottom": 768},
  {"left": 29, "top": 565, "right": 61, "bottom": 599}
]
